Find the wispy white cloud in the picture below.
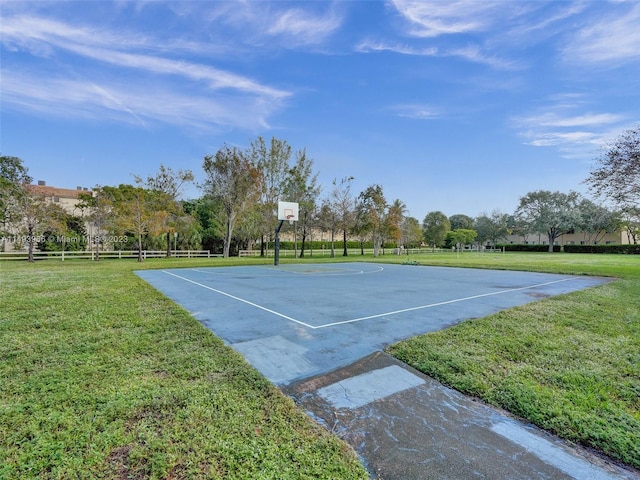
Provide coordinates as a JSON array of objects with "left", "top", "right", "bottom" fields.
[
  {"left": 201, "top": 1, "right": 344, "bottom": 48},
  {"left": 520, "top": 112, "right": 625, "bottom": 129},
  {"left": 390, "top": 104, "right": 440, "bottom": 120},
  {"left": 512, "top": 99, "right": 628, "bottom": 158},
  {"left": 355, "top": 38, "right": 518, "bottom": 70},
  {"left": 0, "top": 13, "right": 290, "bottom": 131},
  {"left": 390, "top": 0, "right": 507, "bottom": 37},
  {"left": 562, "top": 3, "right": 640, "bottom": 65},
  {"left": 266, "top": 6, "right": 343, "bottom": 46},
  {"left": 3, "top": 15, "right": 289, "bottom": 98},
  {"left": 355, "top": 39, "right": 438, "bottom": 56},
  {"left": 1, "top": 69, "right": 280, "bottom": 131}
]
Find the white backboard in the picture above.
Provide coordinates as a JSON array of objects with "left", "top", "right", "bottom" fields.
[{"left": 277, "top": 201, "right": 299, "bottom": 221}]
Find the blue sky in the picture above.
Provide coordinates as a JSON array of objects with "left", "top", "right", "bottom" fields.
[{"left": 1, "top": 1, "right": 639, "bottom": 219}]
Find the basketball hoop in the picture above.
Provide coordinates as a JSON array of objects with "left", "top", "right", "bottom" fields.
[{"left": 275, "top": 201, "right": 299, "bottom": 265}]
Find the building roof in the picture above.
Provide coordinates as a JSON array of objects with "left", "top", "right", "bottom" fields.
[{"left": 26, "top": 184, "right": 92, "bottom": 199}]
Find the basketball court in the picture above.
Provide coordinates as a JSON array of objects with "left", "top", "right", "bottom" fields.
[
  {"left": 136, "top": 262, "right": 639, "bottom": 479},
  {"left": 136, "top": 262, "right": 607, "bottom": 385}
]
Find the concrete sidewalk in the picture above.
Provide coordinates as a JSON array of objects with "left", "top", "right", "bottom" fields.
[{"left": 284, "top": 352, "right": 640, "bottom": 480}]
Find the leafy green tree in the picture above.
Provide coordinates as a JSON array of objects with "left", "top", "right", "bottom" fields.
[
  {"left": 38, "top": 212, "right": 88, "bottom": 252},
  {"left": 386, "top": 199, "right": 407, "bottom": 248},
  {"left": 1, "top": 156, "right": 32, "bottom": 251},
  {"left": 515, "top": 190, "right": 581, "bottom": 252},
  {"left": 422, "top": 211, "right": 450, "bottom": 249},
  {"left": 203, "top": 144, "right": 261, "bottom": 258},
  {"left": 449, "top": 214, "right": 473, "bottom": 230},
  {"left": 184, "top": 196, "right": 225, "bottom": 253},
  {"left": 137, "top": 164, "right": 194, "bottom": 256},
  {"left": 474, "top": 210, "right": 509, "bottom": 248},
  {"left": 357, "top": 184, "right": 387, "bottom": 257},
  {"left": 103, "top": 184, "right": 167, "bottom": 262},
  {"left": 446, "top": 228, "right": 477, "bottom": 251}
]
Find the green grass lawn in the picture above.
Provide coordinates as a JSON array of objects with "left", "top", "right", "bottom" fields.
[
  {"left": 384, "top": 252, "right": 640, "bottom": 470},
  {"left": 0, "top": 258, "right": 368, "bottom": 479},
  {"left": 2, "top": 253, "right": 638, "bottom": 476}
]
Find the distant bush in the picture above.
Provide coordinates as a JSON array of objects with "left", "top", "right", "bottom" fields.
[
  {"left": 497, "top": 244, "right": 639, "bottom": 254},
  {"left": 498, "top": 244, "right": 561, "bottom": 252},
  {"left": 563, "top": 244, "right": 640, "bottom": 254}
]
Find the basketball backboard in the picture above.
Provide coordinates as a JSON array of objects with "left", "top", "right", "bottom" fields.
[{"left": 277, "top": 201, "right": 299, "bottom": 222}]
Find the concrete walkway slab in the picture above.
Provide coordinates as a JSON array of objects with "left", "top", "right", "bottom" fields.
[{"left": 285, "top": 352, "right": 639, "bottom": 480}]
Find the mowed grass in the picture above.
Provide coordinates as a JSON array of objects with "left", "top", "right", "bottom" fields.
[
  {"left": 0, "top": 258, "right": 368, "bottom": 480},
  {"left": 384, "top": 252, "right": 640, "bottom": 470}
]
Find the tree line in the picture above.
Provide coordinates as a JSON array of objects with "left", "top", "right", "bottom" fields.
[{"left": 1, "top": 125, "right": 638, "bottom": 261}]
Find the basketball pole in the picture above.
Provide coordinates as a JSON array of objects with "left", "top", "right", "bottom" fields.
[{"left": 274, "top": 219, "right": 285, "bottom": 266}]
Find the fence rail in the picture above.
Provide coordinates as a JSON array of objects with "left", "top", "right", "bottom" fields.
[
  {"left": 1, "top": 246, "right": 503, "bottom": 261},
  {"left": 0, "top": 250, "right": 218, "bottom": 261},
  {"left": 239, "top": 247, "right": 450, "bottom": 257}
]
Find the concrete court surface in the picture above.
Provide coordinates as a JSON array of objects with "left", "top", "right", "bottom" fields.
[{"left": 136, "top": 262, "right": 638, "bottom": 479}]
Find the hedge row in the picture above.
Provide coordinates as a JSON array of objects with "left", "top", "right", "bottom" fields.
[
  {"left": 563, "top": 244, "right": 640, "bottom": 254},
  {"left": 497, "top": 244, "right": 639, "bottom": 254},
  {"left": 497, "top": 244, "right": 562, "bottom": 252}
]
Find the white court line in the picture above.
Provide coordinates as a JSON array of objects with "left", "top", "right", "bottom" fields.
[
  {"left": 313, "top": 278, "right": 575, "bottom": 329},
  {"left": 163, "top": 270, "right": 573, "bottom": 330},
  {"left": 161, "top": 270, "right": 315, "bottom": 329},
  {"left": 261, "top": 264, "right": 385, "bottom": 276},
  {"left": 191, "top": 264, "right": 385, "bottom": 277}
]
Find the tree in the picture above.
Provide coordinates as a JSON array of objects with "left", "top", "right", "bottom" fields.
[
  {"left": 184, "top": 196, "right": 225, "bottom": 253},
  {"left": 586, "top": 125, "right": 639, "bottom": 244},
  {"left": 386, "top": 199, "right": 407, "bottom": 247},
  {"left": 586, "top": 125, "right": 639, "bottom": 212},
  {"left": 251, "top": 136, "right": 292, "bottom": 256},
  {"left": 474, "top": 210, "right": 509, "bottom": 248},
  {"left": 515, "top": 190, "right": 581, "bottom": 252},
  {"left": 506, "top": 213, "right": 531, "bottom": 244},
  {"left": 422, "top": 211, "right": 450, "bottom": 249},
  {"left": 329, "top": 176, "right": 355, "bottom": 257},
  {"left": 105, "top": 184, "right": 166, "bottom": 262},
  {"left": 402, "top": 216, "right": 423, "bottom": 248},
  {"left": 137, "top": 164, "right": 194, "bottom": 256},
  {"left": 446, "top": 228, "right": 477, "bottom": 252},
  {"left": 202, "top": 144, "right": 261, "bottom": 258},
  {"left": 13, "top": 188, "right": 63, "bottom": 262},
  {"left": 1, "top": 156, "right": 32, "bottom": 251},
  {"left": 284, "top": 148, "right": 320, "bottom": 257},
  {"left": 449, "top": 214, "right": 473, "bottom": 230},
  {"left": 575, "top": 199, "right": 620, "bottom": 245},
  {"left": 316, "top": 200, "right": 339, "bottom": 257},
  {"left": 77, "top": 187, "right": 114, "bottom": 261},
  {"left": 38, "top": 211, "right": 88, "bottom": 252},
  {"left": 357, "top": 184, "right": 387, "bottom": 257}
]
